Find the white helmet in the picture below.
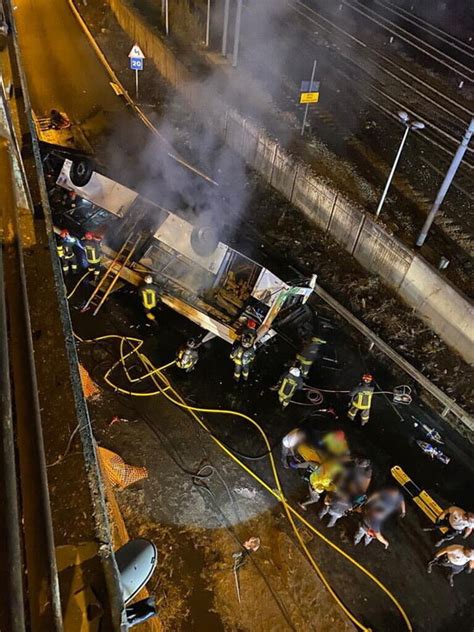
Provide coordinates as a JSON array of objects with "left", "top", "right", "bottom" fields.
[
  {"left": 144, "top": 275, "right": 153, "bottom": 284},
  {"left": 289, "top": 366, "right": 300, "bottom": 377}
]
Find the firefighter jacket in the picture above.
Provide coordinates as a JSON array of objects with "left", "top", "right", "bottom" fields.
[
  {"left": 57, "top": 239, "right": 75, "bottom": 260},
  {"left": 177, "top": 346, "right": 198, "bottom": 370},
  {"left": 83, "top": 240, "right": 101, "bottom": 264},
  {"left": 140, "top": 285, "right": 159, "bottom": 310},
  {"left": 230, "top": 345, "right": 255, "bottom": 367},
  {"left": 279, "top": 373, "right": 303, "bottom": 398},
  {"left": 350, "top": 383, "right": 374, "bottom": 410},
  {"left": 296, "top": 340, "right": 321, "bottom": 367}
]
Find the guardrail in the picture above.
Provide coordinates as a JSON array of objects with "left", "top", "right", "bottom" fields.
[{"left": 3, "top": 1, "right": 128, "bottom": 629}]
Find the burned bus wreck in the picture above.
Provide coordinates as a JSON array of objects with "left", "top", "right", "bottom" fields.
[{"left": 47, "top": 155, "right": 316, "bottom": 344}]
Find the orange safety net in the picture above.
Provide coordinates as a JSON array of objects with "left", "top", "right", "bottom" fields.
[
  {"left": 98, "top": 446, "right": 148, "bottom": 490},
  {"left": 79, "top": 363, "right": 100, "bottom": 399}
]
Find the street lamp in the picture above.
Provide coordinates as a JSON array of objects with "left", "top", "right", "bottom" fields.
[{"left": 375, "top": 111, "right": 425, "bottom": 219}]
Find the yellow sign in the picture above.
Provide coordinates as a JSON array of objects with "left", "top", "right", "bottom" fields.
[{"left": 300, "top": 92, "right": 319, "bottom": 104}]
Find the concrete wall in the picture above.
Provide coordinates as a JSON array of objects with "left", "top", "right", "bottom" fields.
[{"left": 106, "top": 0, "right": 474, "bottom": 364}]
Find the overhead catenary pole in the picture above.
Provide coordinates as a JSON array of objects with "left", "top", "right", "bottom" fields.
[
  {"left": 301, "top": 59, "right": 317, "bottom": 136},
  {"left": 165, "top": 0, "right": 169, "bottom": 35},
  {"left": 222, "top": 0, "right": 230, "bottom": 56},
  {"left": 232, "top": 0, "right": 243, "bottom": 68},
  {"left": 375, "top": 125, "right": 410, "bottom": 218},
  {"left": 416, "top": 117, "right": 474, "bottom": 247},
  {"left": 205, "top": 0, "right": 211, "bottom": 47},
  {"left": 375, "top": 111, "right": 424, "bottom": 219}
]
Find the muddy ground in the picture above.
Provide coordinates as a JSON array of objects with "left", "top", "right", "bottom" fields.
[{"left": 74, "top": 0, "right": 473, "bottom": 416}]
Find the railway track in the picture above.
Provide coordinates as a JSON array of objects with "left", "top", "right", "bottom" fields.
[{"left": 292, "top": 0, "right": 474, "bottom": 168}]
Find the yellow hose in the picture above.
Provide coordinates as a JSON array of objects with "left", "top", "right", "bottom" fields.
[{"left": 77, "top": 333, "right": 413, "bottom": 632}]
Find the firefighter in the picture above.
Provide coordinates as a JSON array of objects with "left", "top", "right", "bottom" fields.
[
  {"left": 278, "top": 366, "right": 303, "bottom": 408},
  {"left": 296, "top": 336, "right": 326, "bottom": 378},
  {"left": 230, "top": 332, "right": 256, "bottom": 382},
  {"left": 56, "top": 229, "right": 78, "bottom": 275},
  {"left": 348, "top": 374, "right": 375, "bottom": 426},
  {"left": 140, "top": 275, "right": 160, "bottom": 321},
  {"left": 82, "top": 232, "right": 102, "bottom": 280},
  {"left": 176, "top": 338, "right": 199, "bottom": 372}
]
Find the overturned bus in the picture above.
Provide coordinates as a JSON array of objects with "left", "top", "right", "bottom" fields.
[{"left": 50, "top": 156, "right": 316, "bottom": 344}]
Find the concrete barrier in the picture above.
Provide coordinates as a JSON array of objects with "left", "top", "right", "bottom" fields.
[{"left": 105, "top": 0, "right": 474, "bottom": 364}]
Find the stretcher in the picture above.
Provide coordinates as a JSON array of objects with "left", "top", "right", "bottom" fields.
[{"left": 391, "top": 465, "right": 447, "bottom": 531}]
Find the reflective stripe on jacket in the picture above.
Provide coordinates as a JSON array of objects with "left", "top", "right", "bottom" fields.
[
  {"left": 57, "top": 244, "right": 65, "bottom": 259},
  {"left": 140, "top": 287, "right": 157, "bottom": 310},
  {"left": 351, "top": 385, "right": 374, "bottom": 410},
  {"left": 84, "top": 242, "right": 100, "bottom": 264},
  {"left": 230, "top": 346, "right": 255, "bottom": 366},
  {"left": 177, "top": 348, "right": 196, "bottom": 369},
  {"left": 279, "top": 375, "right": 300, "bottom": 399}
]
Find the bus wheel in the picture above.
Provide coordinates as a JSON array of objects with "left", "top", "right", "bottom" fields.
[{"left": 70, "top": 158, "right": 93, "bottom": 187}]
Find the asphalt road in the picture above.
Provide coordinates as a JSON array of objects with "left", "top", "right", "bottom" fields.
[
  {"left": 14, "top": 0, "right": 122, "bottom": 121},
  {"left": 14, "top": 1, "right": 474, "bottom": 630}
]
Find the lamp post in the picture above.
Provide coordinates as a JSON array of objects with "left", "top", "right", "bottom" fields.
[{"left": 375, "top": 111, "right": 425, "bottom": 219}]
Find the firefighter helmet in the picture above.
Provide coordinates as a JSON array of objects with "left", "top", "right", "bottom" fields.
[
  {"left": 246, "top": 318, "right": 257, "bottom": 330},
  {"left": 59, "top": 228, "right": 70, "bottom": 238},
  {"left": 144, "top": 275, "right": 153, "bottom": 284},
  {"left": 289, "top": 366, "right": 301, "bottom": 377},
  {"left": 84, "top": 231, "right": 93, "bottom": 240},
  {"left": 362, "top": 373, "right": 373, "bottom": 383}
]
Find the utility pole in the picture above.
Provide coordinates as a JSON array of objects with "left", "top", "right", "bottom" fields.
[
  {"left": 301, "top": 59, "right": 317, "bottom": 136},
  {"left": 232, "top": 0, "right": 243, "bottom": 68},
  {"left": 375, "top": 111, "right": 424, "bottom": 219},
  {"left": 205, "top": 0, "right": 211, "bottom": 47},
  {"left": 222, "top": 0, "right": 230, "bottom": 56},
  {"left": 165, "top": 0, "right": 169, "bottom": 35},
  {"left": 416, "top": 117, "right": 474, "bottom": 247}
]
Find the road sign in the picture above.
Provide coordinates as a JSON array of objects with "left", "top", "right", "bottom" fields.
[
  {"left": 128, "top": 44, "right": 145, "bottom": 100},
  {"left": 129, "top": 57, "right": 144, "bottom": 71},
  {"left": 128, "top": 44, "right": 145, "bottom": 59},
  {"left": 300, "top": 92, "right": 319, "bottom": 104}
]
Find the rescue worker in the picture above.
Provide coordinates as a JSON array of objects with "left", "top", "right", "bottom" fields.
[
  {"left": 427, "top": 545, "right": 474, "bottom": 587},
  {"left": 278, "top": 366, "right": 304, "bottom": 408},
  {"left": 296, "top": 336, "right": 327, "bottom": 378},
  {"left": 140, "top": 275, "right": 160, "bottom": 321},
  {"left": 338, "top": 457, "right": 372, "bottom": 506},
  {"left": 56, "top": 229, "right": 78, "bottom": 275},
  {"left": 230, "top": 332, "right": 256, "bottom": 382},
  {"left": 348, "top": 374, "right": 375, "bottom": 426},
  {"left": 298, "top": 459, "right": 343, "bottom": 510},
  {"left": 319, "top": 430, "right": 350, "bottom": 458},
  {"left": 176, "top": 338, "right": 199, "bottom": 372},
  {"left": 424, "top": 506, "right": 474, "bottom": 547},
  {"left": 353, "top": 487, "right": 405, "bottom": 548},
  {"left": 82, "top": 232, "right": 102, "bottom": 280},
  {"left": 318, "top": 491, "right": 352, "bottom": 528}
]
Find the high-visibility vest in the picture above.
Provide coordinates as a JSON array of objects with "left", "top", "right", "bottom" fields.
[
  {"left": 351, "top": 385, "right": 374, "bottom": 410},
  {"left": 140, "top": 287, "right": 157, "bottom": 310},
  {"left": 309, "top": 461, "right": 342, "bottom": 493},
  {"left": 84, "top": 242, "right": 100, "bottom": 264}
]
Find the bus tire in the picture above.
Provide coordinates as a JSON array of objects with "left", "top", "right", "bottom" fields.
[{"left": 70, "top": 158, "right": 93, "bottom": 187}]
